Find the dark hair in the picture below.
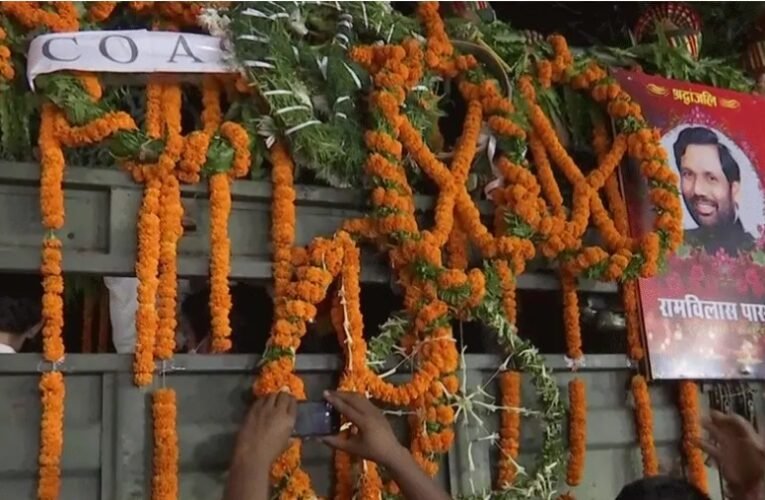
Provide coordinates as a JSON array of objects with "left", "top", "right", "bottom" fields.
[
  {"left": 673, "top": 126, "right": 740, "bottom": 184},
  {"left": 181, "top": 283, "right": 272, "bottom": 353},
  {"left": 0, "top": 275, "right": 43, "bottom": 335},
  {"left": 616, "top": 476, "right": 710, "bottom": 500}
]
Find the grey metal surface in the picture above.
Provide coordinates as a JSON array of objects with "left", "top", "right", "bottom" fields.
[
  {"left": 0, "top": 161, "right": 616, "bottom": 293},
  {"left": 0, "top": 354, "right": 732, "bottom": 500}
]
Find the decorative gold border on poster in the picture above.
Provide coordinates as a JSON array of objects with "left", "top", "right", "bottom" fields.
[
  {"left": 646, "top": 83, "right": 669, "bottom": 96},
  {"left": 719, "top": 98, "right": 741, "bottom": 110}
]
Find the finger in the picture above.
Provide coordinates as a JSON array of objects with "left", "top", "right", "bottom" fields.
[
  {"left": 259, "top": 392, "right": 277, "bottom": 410},
  {"left": 709, "top": 409, "right": 727, "bottom": 423},
  {"left": 330, "top": 391, "right": 374, "bottom": 417},
  {"left": 286, "top": 394, "right": 297, "bottom": 420},
  {"left": 275, "top": 391, "right": 292, "bottom": 412},
  {"left": 728, "top": 413, "right": 760, "bottom": 440},
  {"left": 320, "top": 435, "right": 361, "bottom": 455},
  {"left": 697, "top": 437, "right": 722, "bottom": 462},
  {"left": 324, "top": 391, "right": 365, "bottom": 425},
  {"left": 702, "top": 419, "right": 725, "bottom": 445},
  {"left": 245, "top": 398, "right": 264, "bottom": 422}
]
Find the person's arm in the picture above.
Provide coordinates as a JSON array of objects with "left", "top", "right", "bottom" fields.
[
  {"left": 321, "top": 391, "right": 451, "bottom": 500},
  {"left": 698, "top": 410, "right": 765, "bottom": 500},
  {"left": 223, "top": 392, "right": 297, "bottom": 500}
]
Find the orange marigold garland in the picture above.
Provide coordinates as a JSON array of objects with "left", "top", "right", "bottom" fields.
[
  {"left": 208, "top": 121, "right": 250, "bottom": 353},
  {"left": 37, "top": 102, "right": 67, "bottom": 500},
  {"left": 269, "top": 141, "right": 297, "bottom": 299},
  {"left": 130, "top": 81, "right": 184, "bottom": 385},
  {"left": 497, "top": 371, "right": 521, "bottom": 488},
  {"left": 155, "top": 174, "right": 183, "bottom": 359},
  {"left": 155, "top": 82, "right": 185, "bottom": 362},
  {"left": 208, "top": 172, "right": 234, "bottom": 352},
  {"left": 566, "top": 378, "right": 587, "bottom": 488},
  {"left": 593, "top": 122, "right": 658, "bottom": 477},
  {"left": 0, "top": 2, "right": 79, "bottom": 33},
  {"left": 134, "top": 177, "right": 162, "bottom": 385},
  {"left": 632, "top": 375, "right": 660, "bottom": 476},
  {"left": 0, "top": 27, "right": 13, "bottom": 81},
  {"left": 88, "top": 2, "right": 117, "bottom": 22},
  {"left": 38, "top": 371, "right": 65, "bottom": 500},
  {"left": 152, "top": 388, "right": 179, "bottom": 500},
  {"left": 500, "top": 35, "right": 682, "bottom": 285},
  {"left": 561, "top": 270, "right": 583, "bottom": 365},
  {"left": 679, "top": 381, "right": 707, "bottom": 493},
  {"left": 255, "top": 236, "right": 345, "bottom": 497}
]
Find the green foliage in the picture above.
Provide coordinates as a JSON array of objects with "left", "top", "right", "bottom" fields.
[
  {"left": 227, "top": 2, "right": 373, "bottom": 188},
  {"left": 366, "top": 312, "right": 410, "bottom": 369},
  {"left": 587, "top": 28, "right": 754, "bottom": 93}
]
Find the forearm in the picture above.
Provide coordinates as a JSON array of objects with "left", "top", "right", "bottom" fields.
[
  {"left": 384, "top": 447, "right": 451, "bottom": 500},
  {"left": 731, "top": 481, "right": 765, "bottom": 500},
  {"left": 223, "top": 457, "right": 269, "bottom": 500}
]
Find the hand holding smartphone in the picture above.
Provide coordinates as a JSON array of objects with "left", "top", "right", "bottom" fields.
[{"left": 293, "top": 401, "right": 341, "bottom": 437}]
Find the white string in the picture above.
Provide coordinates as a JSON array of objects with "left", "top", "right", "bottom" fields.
[
  {"left": 335, "top": 32, "right": 350, "bottom": 49},
  {"left": 335, "top": 112, "right": 347, "bottom": 119},
  {"left": 484, "top": 132, "right": 504, "bottom": 199},
  {"left": 266, "top": 1, "right": 286, "bottom": 12},
  {"left": 338, "top": 278, "right": 354, "bottom": 372},
  {"left": 285, "top": 120, "right": 321, "bottom": 135},
  {"left": 342, "top": 62, "right": 362, "bottom": 89},
  {"left": 274, "top": 105, "right": 311, "bottom": 116},
  {"left": 386, "top": 24, "right": 395, "bottom": 43},
  {"left": 238, "top": 34, "right": 270, "bottom": 43},
  {"left": 335, "top": 95, "right": 351, "bottom": 105},
  {"left": 316, "top": 56, "right": 329, "bottom": 80},
  {"left": 337, "top": 16, "right": 353, "bottom": 30},
  {"left": 243, "top": 60, "right": 275, "bottom": 69},
  {"left": 263, "top": 89, "right": 295, "bottom": 97},
  {"left": 564, "top": 354, "right": 586, "bottom": 369},
  {"left": 242, "top": 8, "right": 289, "bottom": 20}
]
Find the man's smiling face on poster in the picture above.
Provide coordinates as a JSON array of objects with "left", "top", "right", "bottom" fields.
[{"left": 674, "top": 127, "right": 740, "bottom": 229}]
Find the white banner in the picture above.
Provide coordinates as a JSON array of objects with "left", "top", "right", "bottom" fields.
[{"left": 27, "top": 30, "right": 233, "bottom": 87}]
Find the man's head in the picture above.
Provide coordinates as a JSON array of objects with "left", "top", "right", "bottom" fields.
[
  {"left": 674, "top": 127, "right": 741, "bottom": 229},
  {"left": 0, "top": 276, "right": 43, "bottom": 351},
  {"left": 615, "top": 476, "right": 710, "bottom": 500}
]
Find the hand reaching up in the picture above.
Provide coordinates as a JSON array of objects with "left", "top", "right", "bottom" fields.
[
  {"left": 698, "top": 410, "right": 765, "bottom": 499},
  {"left": 320, "top": 390, "right": 406, "bottom": 468},
  {"left": 320, "top": 390, "right": 451, "bottom": 500}
]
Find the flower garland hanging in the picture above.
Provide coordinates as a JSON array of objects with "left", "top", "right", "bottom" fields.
[
  {"left": 632, "top": 375, "right": 660, "bottom": 476},
  {"left": 497, "top": 371, "right": 521, "bottom": 488},
  {"left": 679, "top": 381, "right": 707, "bottom": 493},
  {"left": 342, "top": 5, "right": 565, "bottom": 497},
  {"left": 566, "top": 378, "right": 587, "bottom": 490},
  {"left": 592, "top": 121, "right": 659, "bottom": 477},
  {"left": 38, "top": 370, "right": 64, "bottom": 500},
  {"left": 152, "top": 388, "right": 179, "bottom": 500},
  {"left": 497, "top": 37, "right": 682, "bottom": 284},
  {"left": 3, "top": 2, "right": 696, "bottom": 498},
  {"left": 0, "top": 27, "right": 13, "bottom": 81}
]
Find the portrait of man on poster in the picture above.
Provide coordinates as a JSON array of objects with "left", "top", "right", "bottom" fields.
[{"left": 673, "top": 126, "right": 756, "bottom": 255}]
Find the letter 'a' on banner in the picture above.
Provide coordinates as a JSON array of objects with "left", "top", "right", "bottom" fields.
[{"left": 27, "top": 30, "right": 233, "bottom": 87}]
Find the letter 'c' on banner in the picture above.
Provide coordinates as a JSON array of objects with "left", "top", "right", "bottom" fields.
[{"left": 27, "top": 30, "right": 233, "bottom": 88}]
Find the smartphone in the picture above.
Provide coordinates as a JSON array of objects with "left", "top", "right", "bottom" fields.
[{"left": 293, "top": 401, "right": 341, "bottom": 437}]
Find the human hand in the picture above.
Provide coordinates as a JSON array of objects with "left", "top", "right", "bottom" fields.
[
  {"left": 232, "top": 392, "right": 297, "bottom": 469},
  {"left": 698, "top": 410, "right": 765, "bottom": 498},
  {"left": 320, "top": 391, "right": 406, "bottom": 468}
]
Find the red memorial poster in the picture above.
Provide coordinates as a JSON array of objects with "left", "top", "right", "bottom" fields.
[{"left": 614, "top": 69, "right": 765, "bottom": 380}]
